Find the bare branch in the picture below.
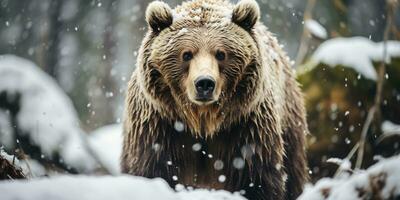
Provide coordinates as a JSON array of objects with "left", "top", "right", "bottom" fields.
[{"left": 355, "top": 0, "right": 397, "bottom": 169}]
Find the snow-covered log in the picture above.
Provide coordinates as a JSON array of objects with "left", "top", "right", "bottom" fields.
[{"left": 0, "top": 55, "right": 97, "bottom": 172}]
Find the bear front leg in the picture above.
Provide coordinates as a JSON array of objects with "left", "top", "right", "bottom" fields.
[
  {"left": 121, "top": 116, "right": 179, "bottom": 186},
  {"left": 282, "top": 126, "right": 308, "bottom": 200},
  {"left": 241, "top": 161, "right": 286, "bottom": 200},
  {"left": 264, "top": 164, "right": 287, "bottom": 200},
  {"left": 122, "top": 114, "right": 202, "bottom": 191}
]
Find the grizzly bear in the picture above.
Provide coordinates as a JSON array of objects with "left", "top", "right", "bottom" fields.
[{"left": 121, "top": 0, "right": 309, "bottom": 199}]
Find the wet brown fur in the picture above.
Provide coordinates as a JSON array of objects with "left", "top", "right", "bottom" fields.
[{"left": 121, "top": 0, "right": 309, "bottom": 199}]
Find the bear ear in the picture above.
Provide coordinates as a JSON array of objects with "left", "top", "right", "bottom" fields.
[
  {"left": 231, "top": 0, "right": 260, "bottom": 31},
  {"left": 145, "top": 1, "right": 173, "bottom": 32}
]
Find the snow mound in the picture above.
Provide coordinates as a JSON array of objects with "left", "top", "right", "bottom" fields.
[
  {"left": 305, "top": 19, "right": 327, "bottom": 39},
  {"left": 88, "top": 123, "right": 123, "bottom": 174},
  {"left": 0, "top": 175, "right": 247, "bottom": 200},
  {"left": 298, "top": 155, "right": 400, "bottom": 200},
  {"left": 0, "top": 55, "right": 96, "bottom": 172},
  {"left": 311, "top": 37, "right": 400, "bottom": 80}
]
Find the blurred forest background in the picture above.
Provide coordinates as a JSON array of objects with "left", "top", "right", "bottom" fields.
[{"left": 0, "top": 0, "right": 400, "bottom": 183}]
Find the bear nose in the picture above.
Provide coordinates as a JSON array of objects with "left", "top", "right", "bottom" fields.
[{"left": 194, "top": 76, "right": 215, "bottom": 101}]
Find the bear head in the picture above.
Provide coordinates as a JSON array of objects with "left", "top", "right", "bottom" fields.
[{"left": 140, "top": 0, "right": 262, "bottom": 136}]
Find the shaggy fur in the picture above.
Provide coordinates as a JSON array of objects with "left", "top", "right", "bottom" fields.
[{"left": 121, "top": 0, "right": 309, "bottom": 199}]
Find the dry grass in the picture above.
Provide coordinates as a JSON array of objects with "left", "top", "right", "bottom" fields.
[{"left": 0, "top": 154, "right": 25, "bottom": 180}]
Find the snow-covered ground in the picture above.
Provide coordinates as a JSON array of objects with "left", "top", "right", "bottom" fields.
[
  {"left": 0, "top": 55, "right": 97, "bottom": 172},
  {"left": 298, "top": 155, "right": 400, "bottom": 200},
  {"left": 0, "top": 175, "right": 246, "bottom": 200},
  {"left": 310, "top": 37, "right": 400, "bottom": 80},
  {"left": 2, "top": 155, "right": 400, "bottom": 200}
]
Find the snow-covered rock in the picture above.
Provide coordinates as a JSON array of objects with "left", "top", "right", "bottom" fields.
[
  {"left": 0, "top": 175, "right": 247, "bottom": 200},
  {"left": 88, "top": 123, "right": 123, "bottom": 175},
  {"left": 0, "top": 55, "right": 96, "bottom": 172},
  {"left": 298, "top": 155, "right": 400, "bottom": 200},
  {"left": 310, "top": 37, "right": 400, "bottom": 80}
]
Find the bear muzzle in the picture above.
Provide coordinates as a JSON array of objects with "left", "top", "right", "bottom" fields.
[{"left": 194, "top": 75, "right": 216, "bottom": 102}]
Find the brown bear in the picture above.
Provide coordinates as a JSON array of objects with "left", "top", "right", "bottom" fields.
[{"left": 121, "top": 0, "right": 309, "bottom": 199}]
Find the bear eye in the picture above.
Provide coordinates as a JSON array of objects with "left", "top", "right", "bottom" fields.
[
  {"left": 182, "top": 51, "right": 193, "bottom": 62},
  {"left": 215, "top": 50, "right": 226, "bottom": 61}
]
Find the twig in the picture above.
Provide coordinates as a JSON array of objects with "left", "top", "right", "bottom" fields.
[
  {"left": 294, "top": 0, "right": 316, "bottom": 66},
  {"left": 355, "top": 0, "right": 397, "bottom": 169},
  {"left": 346, "top": 142, "right": 360, "bottom": 161},
  {"left": 15, "top": 141, "right": 34, "bottom": 178},
  {"left": 0, "top": 152, "right": 25, "bottom": 180},
  {"left": 355, "top": 106, "right": 377, "bottom": 169},
  {"left": 333, "top": 142, "right": 359, "bottom": 177}
]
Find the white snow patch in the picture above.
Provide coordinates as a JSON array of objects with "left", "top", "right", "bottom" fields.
[
  {"left": 381, "top": 120, "right": 400, "bottom": 136},
  {"left": 326, "top": 157, "right": 351, "bottom": 171},
  {"left": 0, "top": 55, "right": 96, "bottom": 172},
  {"left": 311, "top": 37, "right": 400, "bottom": 80},
  {"left": 177, "top": 28, "right": 189, "bottom": 36},
  {"left": 172, "top": 1, "right": 232, "bottom": 23},
  {"left": 298, "top": 155, "right": 400, "bottom": 200},
  {"left": 0, "top": 175, "right": 246, "bottom": 200},
  {"left": 172, "top": 9, "right": 189, "bottom": 21},
  {"left": 88, "top": 123, "right": 123, "bottom": 174},
  {"left": 305, "top": 19, "right": 328, "bottom": 39}
]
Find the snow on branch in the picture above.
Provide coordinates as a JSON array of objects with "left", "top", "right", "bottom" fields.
[
  {"left": 309, "top": 37, "right": 400, "bottom": 81},
  {"left": 381, "top": 120, "right": 400, "bottom": 137},
  {"left": 305, "top": 19, "right": 327, "bottom": 39}
]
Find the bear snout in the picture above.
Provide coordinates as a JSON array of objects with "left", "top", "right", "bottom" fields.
[{"left": 194, "top": 75, "right": 215, "bottom": 101}]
